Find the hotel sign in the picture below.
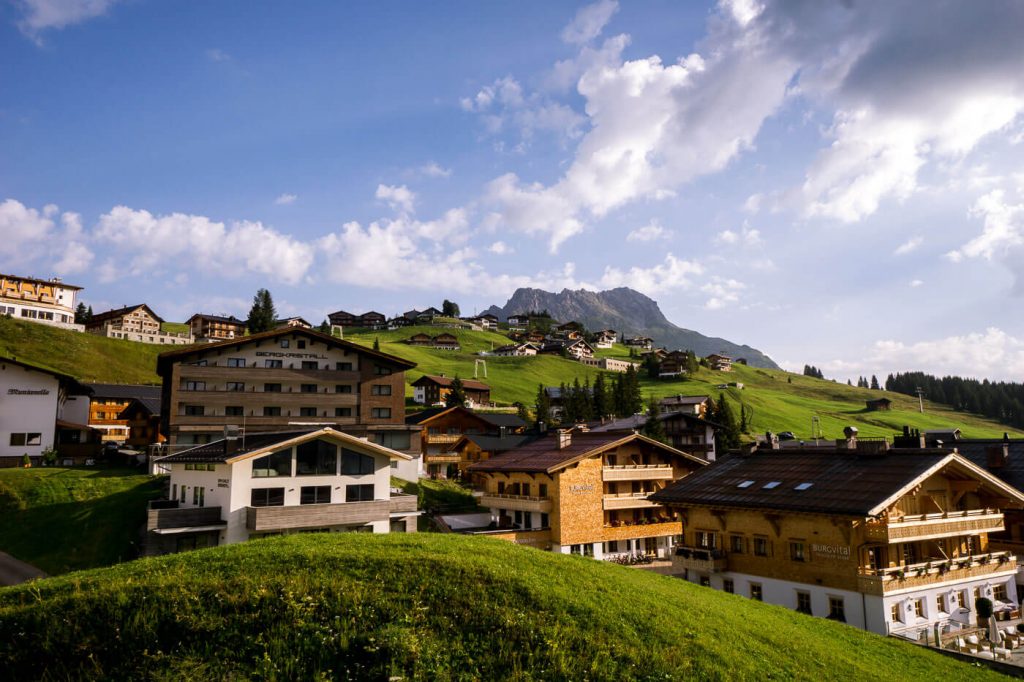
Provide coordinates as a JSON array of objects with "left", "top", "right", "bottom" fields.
[
  {"left": 254, "top": 351, "right": 328, "bottom": 360},
  {"left": 569, "top": 484, "right": 595, "bottom": 494},
  {"left": 8, "top": 388, "right": 50, "bottom": 396},
  {"left": 812, "top": 544, "right": 851, "bottom": 560}
]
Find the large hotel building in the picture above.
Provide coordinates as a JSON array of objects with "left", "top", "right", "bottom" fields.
[
  {"left": 652, "top": 436, "right": 1024, "bottom": 636},
  {"left": 0, "top": 273, "right": 83, "bottom": 331},
  {"left": 156, "top": 327, "right": 422, "bottom": 478}
]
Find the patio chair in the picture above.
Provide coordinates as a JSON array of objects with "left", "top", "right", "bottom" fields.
[
  {"left": 966, "top": 634, "right": 981, "bottom": 653},
  {"left": 994, "top": 647, "right": 1012, "bottom": 661},
  {"left": 955, "top": 636, "right": 978, "bottom": 653}
]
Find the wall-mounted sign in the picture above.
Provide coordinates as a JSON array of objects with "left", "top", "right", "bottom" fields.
[
  {"left": 570, "top": 484, "right": 594, "bottom": 494},
  {"left": 217, "top": 478, "right": 229, "bottom": 488},
  {"left": 812, "top": 543, "right": 851, "bottom": 560},
  {"left": 8, "top": 388, "right": 50, "bottom": 396},
  {"left": 254, "top": 351, "right": 328, "bottom": 360}
]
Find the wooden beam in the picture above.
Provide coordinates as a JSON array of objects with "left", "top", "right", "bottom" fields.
[
  {"left": 711, "top": 509, "right": 728, "bottom": 531},
  {"left": 764, "top": 513, "right": 783, "bottom": 537}
]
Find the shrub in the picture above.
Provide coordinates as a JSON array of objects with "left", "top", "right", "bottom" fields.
[{"left": 976, "top": 597, "right": 994, "bottom": 620}]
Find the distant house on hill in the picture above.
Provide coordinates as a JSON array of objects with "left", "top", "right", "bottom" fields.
[
  {"left": 412, "top": 375, "right": 491, "bottom": 407},
  {"left": 432, "top": 333, "right": 460, "bottom": 351},
  {"left": 493, "top": 342, "right": 538, "bottom": 357},
  {"left": 507, "top": 314, "right": 530, "bottom": 331},
  {"left": 87, "top": 304, "right": 193, "bottom": 345},
  {"left": 275, "top": 316, "right": 312, "bottom": 329},
  {"left": 865, "top": 398, "right": 892, "bottom": 411},
  {"left": 706, "top": 353, "right": 732, "bottom": 372},
  {"left": 188, "top": 313, "right": 245, "bottom": 342},
  {"left": 625, "top": 336, "right": 654, "bottom": 350}
]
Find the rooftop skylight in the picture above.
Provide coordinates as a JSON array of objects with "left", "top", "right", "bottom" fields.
[
  {"left": 762, "top": 481, "right": 781, "bottom": 489},
  {"left": 794, "top": 482, "right": 813, "bottom": 491},
  {"left": 737, "top": 480, "right": 755, "bottom": 488}
]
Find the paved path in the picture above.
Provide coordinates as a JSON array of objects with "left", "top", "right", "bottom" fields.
[{"left": 0, "top": 551, "right": 47, "bottom": 586}]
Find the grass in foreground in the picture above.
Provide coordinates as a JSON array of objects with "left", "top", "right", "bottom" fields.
[
  {"left": 0, "top": 467, "right": 164, "bottom": 574},
  {"left": 0, "top": 533, "right": 1002, "bottom": 680}
]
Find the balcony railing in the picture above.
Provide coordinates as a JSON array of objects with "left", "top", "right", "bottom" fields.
[
  {"left": 388, "top": 493, "right": 418, "bottom": 514},
  {"left": 423, "top": 434, "right": 464, "bottom": 444},
  {"left": 602, "top": 464, "right": 674, "bottom": 481},
  {"left": 672, "top": 546, "right": 728, "bottom": 572},
  {"left": 479, "top": 493, "right": 553, "bottom": 513},
  {"left": 857, "top": 551, "right": 1017, "bottom": 595},
  {"left": 864, "top": 508, "right": 1004, "bottom": 543},
  {"left": 603, "top": 491, "right": 659, "bottom": 510},
  {"left": 246, "top": 499, "right": 390, "bottom": 532}
]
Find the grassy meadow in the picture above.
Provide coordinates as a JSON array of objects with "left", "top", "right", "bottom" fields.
[
  {"left": 0, "top": 533, "right": 1004, "bottom": 680},
  {"left": 0, "top": 467, "right": 164, "bottom": 574}
]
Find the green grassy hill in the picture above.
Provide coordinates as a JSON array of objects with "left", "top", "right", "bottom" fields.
[
  {"left": 0, "top": 533, "right": 1002, "bottom": 680},
  {"left": 0, "top": 468, "right": 164, "bottom": 574},
  {"left": 0, "top": 316, "right": 163, "bottom": 384},
  {"left": 3, "top": 317, "right": 1016, "bottom": 439}
]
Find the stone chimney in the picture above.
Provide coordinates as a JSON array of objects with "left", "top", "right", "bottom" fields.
[
  {"left": 557, "top": 428, "right": 572, "bottom": 449},
  {"left": 838, "top": 425, "right": 858, "bottom": 450},
  {"left": 987, "top": 433, "right": 1011, "bottom": 469}
]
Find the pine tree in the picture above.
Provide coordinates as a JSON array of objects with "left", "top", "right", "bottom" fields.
[
  {"left": 623, "top": 365, "right": 643, "bottom": 415},
  {"left": 318, "top": 319, "right": 330, "bottom": 333},
  {"left": 685, "top": 350, "right": 699, "bottom": 374},
  {"left": 612, "top": 374, "right": 626, "bottom": 417},
  {"left": 534, "top": 384, "right": 551, "bottom": 429},
  {"left": 246, "top": 289, "right": 277, "bottom": 334},
  {"left": 643, "top": 352, "right": 660, "bottom": 379},
  {"left": 444, "top": 376, "right": 467, "bottom": 407},
  {"left": 86, "top": 305, "right": 93, "bottom": 322},
  {"left": 514, "top": 401, "right": 531, "bottom": 424},
  {"left": 642, "top": 398, "right": 668, "bottom": 444},
  {"left": 593, "top": 373, "right": 609, "bottom": 419},
  {"left": 373, "top": 337, "right": 380, "bottom": 351},
  {"left": 559, "top": 382, "right": 572, "bottom": 423},
  {"left": 713, "top": 393, "right": 741, "bottom": 452},
  {"left": 74, "top": 302, "right": 88, "bottom": 324},
  {"left": 870, "top": 375, "right": 880, "bottom": 390}
]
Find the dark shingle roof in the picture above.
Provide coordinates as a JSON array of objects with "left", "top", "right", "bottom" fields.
[
  {"left": 589, "top": 411, "right": 722, "bottom": 432},
  {"left": 411, "top": 375, "right": 490, "bottom": 391},
  {"left": 118, "top": 396, "right": 162, "bottom": 418},
  {"left": 955, "top": 439, "right": 1024, "bottom": 491},
  {"left": 650, "top": 449, "right": 955, "bottom": 516},
  {"left": 1, "top": 356, "right": 91, "bottom": 395},
  {"left": 86, "top": 383, "right": 162, "bottom": 401},
  {"left": 478, "top": 413, "right": 527, "bottom": 429},
  {"left": 405, "top": 407, "right": 449, "bottom": 425},
  {"left": 468, "top": 432, "right": 704, "bottom": 474},
  {"left": 89, "top": 304, "right": 163, "bottom": 325},
  {"left": 451, "top": 434, "right": 536, "bottom": 453}
]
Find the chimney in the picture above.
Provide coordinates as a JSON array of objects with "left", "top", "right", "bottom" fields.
[
  {"left": 838, "top": 425, "right": 858, "bottom": 450},
  {"left": 764, "top": 431, "right": 779, "bottom": 450},
  {"left": 499, "top": 426, "right": 508, "bottom": 439},
  {"left": 557, "top": 428, "right": 572, "bottom": 449},
  {"left": 987, "top": 433, "right": 1011, "bottom": 469},
  {"left": 223, "top": 425, "right": 242, "bottom": 454}
]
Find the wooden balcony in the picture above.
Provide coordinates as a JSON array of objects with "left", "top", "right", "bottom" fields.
[
  {"left": 857, "top": 552, "right": 1017, "bottom": 595},
  {"left": 479, "top": 493, "right": 552, "bottom": 513},
  {"left": 603, "top": 465, "right": 674, "bottom": 482},
  {"left": 246, "top": 499, "right": 389, "bottom": 531},
  {"left": 424, "top": 453, "right": 461, "bottom": 464},
  {"left": 864, "top": 509, "right": 1004, "bottom": 543},
  {"left": 423, "top": 433, "right": 464, "bottom": 445},
  {"left": 178, "top": 366, "right": 360, "bottom": 383},
  {"left": 601, "top": 519, "right": 681, "bottom": 541},
  {"left": 603, "top": 492, "right": 659, "bottom": 510},
  {"left": 672, "top": 546, "right": 728, "bottom": 573},
  {"left": 147, "top": 501, "right": 225, "bottom": 532}
]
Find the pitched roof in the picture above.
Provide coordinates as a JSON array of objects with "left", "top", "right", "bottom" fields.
[
  {"left": 952, "top": 439, "right": 1024, "bottom": 491},
  {"left": 449, "top": 433, "right": 536, "bottom": 454},
  {"left": 0, "top": 273, "right": 83, "bottom": 290},
  {"left": 650, "top": 448, "right": 1024, "bottom": 516},
  {"left": 411, "top": 375, "right": 490, "bottom": 391},
  {"left": 187, "top": 313, "right": 244, "bottom": 325},
  {"left": 1, "top": 356, "right": 91, "bottom": 395},
  {"left": 118, "top": 396, "right": 162, "bottom": 418},
  {"left": 89, "top": 304, "right": 164, "bottom": 325},
  {"left": 404, "top": 407, "right": 450, "bottom": 425},
  {"left": 589, "top": 411, "right": 722, "bottom": 433},
  {"left": 86, "top": 383, "right": 162, "bottom": 401},
  {"left": 468, "top": 432, "right": 706, "bottom": 474},
  {"left": 157, "top": 427, "right": 413, "bottom": 464},
  {"left": 156, "top": 326, "right": 415, "bottom": 376},
  {"left": 659, "top": 395, "right": 710, "bottom": 406},
  {"left": 478, "top": 413, "right": 527, "bottom": 429}
]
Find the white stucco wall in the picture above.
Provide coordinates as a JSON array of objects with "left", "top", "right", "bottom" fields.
[{"left": 0, "top": 362, "right": 59, "bottom": 459}]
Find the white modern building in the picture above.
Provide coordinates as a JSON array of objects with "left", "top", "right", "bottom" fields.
[
  {"left": 0, "top": 273, "right": 84, "bottom": 331},
  {"left": 0, "top": 356, "right": 92, "bottom": 464},
  {"left": 147, "top": 428, "right": 420, "bottom": 554}
]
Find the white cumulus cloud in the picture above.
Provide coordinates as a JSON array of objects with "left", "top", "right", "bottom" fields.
[
  {"left": 599, "top": 254, "right": 704, "bottom": 296},
  {"left": 894, "top": 236, "right": 923, "bottom": 256},
  {"left": 375, "top": 184, "right": 416, "bottom": 214},
  {"left": 274, "top": 193, "right": 297, "bottom": 205},
  {"left": 626, "top": 220, "right": 670, "bottom": 242}
]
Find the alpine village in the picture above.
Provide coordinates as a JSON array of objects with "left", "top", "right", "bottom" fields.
[{"left": 0, "top": 275, "right": 1022, "bottom": 679}]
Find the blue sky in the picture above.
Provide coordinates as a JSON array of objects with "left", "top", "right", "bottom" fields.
[{"left": 3, "top": 0, "right": 1024, "bottom": 381}]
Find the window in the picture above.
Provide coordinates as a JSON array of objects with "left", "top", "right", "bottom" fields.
[
  {"left": 828, "top": 597, "right": 846, "bottom": 623},
  {"left": 336, "top": 384, "right": 353, "bottom": 394},
  {"left": 957, "top": 590, "right": 968, "bottom": 609},
  {"left": 937, "top": 594, "right": 948, "bottom": 614},
  {"left": 301, "top": 384, "right": 318, "bottom": 393},
  {"left": 538, "top": 483, "right": 548, "bottom": 498},
  {"left": 737, "top": 480, "right": 755, "bottom": 488},
  {"left": 9, "top": 433, "right": 26, "bottom": 446},
  {"left": 296, "top": 440, "right": 337, "bottom": 475},
  {"left": 371, "top": 407, "right": 392, "bottom": 419},
  {"left": 264, "top": 383, "right": 282, "bottom": 392},
  {"left": 376, "top": 431, "right": 410, "bottom": 449},
  {"left": 263, "top": 406, "right": 281, "bottom": 417},
  {"left": 251, "top": 488, "right": 285, "bottom": 506},
  {"left": 297, "top": 340, "right": 306, "bottom": 349},
  {"left": 973, "top": 587, "right": 982, "bottom": 607},
  {"left": 723, "top": 579, "right": 734, "bottom": 594},
  {"left": 346, "top": 484, "right": 375, "bottom": 502},
  {"left": 299, "top": 407, "right": 317, "bottom": 417},
  {"left": 226, "top": 382, "right": 245, "bottom": 392},
  {"left": 540, "top": 513, "right": 550, "bottom": 528},
  {"left": 762, "top": 481, "right": 781, "bottom": 489},
  {"left": 336, "top": 362, "right": 353, "bottom": 371},
  {"left": 341, "top": 448, "right": 375, "bottom": 475},
  {"left": 607, "top": 540, "right": 619, "bottom": 553},
  {"left": 265, "top": 360, "right": 283, "bottom": 368},
  {"left": 193, "top": 486, "right": 205, "bottom": 507},
  {"left": 700, "top": 575, "right": 711, "bottom": 587},
  {"left": 789, "top": 541, "right": 806, "bottom": 562},
  {"left": 185, "top": 381, "right": 206, "bottom": 391},
  {"left": 184, "top": 405, "right": 205, "bottom": 416},
  {"left": 280, "top": 339, "right": 290, "bottom": 348},
  {"left": 753, "top": 536, "right": 769, "bottom": 557},
  {"left": 252, "top": 449, "right": 291, "bottom": 477},
  {"left": 374, "top": 365, "right": 392, "bottom": 376},
  {"left": 180, "top": 485, "right": 187, "bottom": 503},
  {"left": 730, "top": 535, "right": 745, "bottom": 554},
  {"left": 794, "top": 482, "right": 813, "bottom": 491},
  {"left": 225, "top": 406, "right": 243, "bottom": 417},
  {"left": 227, "top": 357, "right": 245, "bottom": 367},
  {"left": 695, "top": 530, "right": 717, "bottom": 549},
  {"left": 301, "top": 361, "right": 319, "bottom": 370},
  {"left": 514, "top": 510, "right": 523, "bottom": 527},
  {"left": 371, "top": 384, "right": 392, "bottom": 396},
  {"left": 300, "top": 485, "right": 331, "bottom": 504},
  {"left": 994, "top": 584, "right": 1009, "bottom": 602},
  {"left": 172, "top": 483, "right": 177, "bottom": 500},
  {"left": 335, "top": 407, "right": 353, "bottom": 417},
  {"left": 796, "top": 591, "right": 812, "bottom": 615},
  {"left": 750, "top": 583, "right": 763, "bottom": 601}
]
